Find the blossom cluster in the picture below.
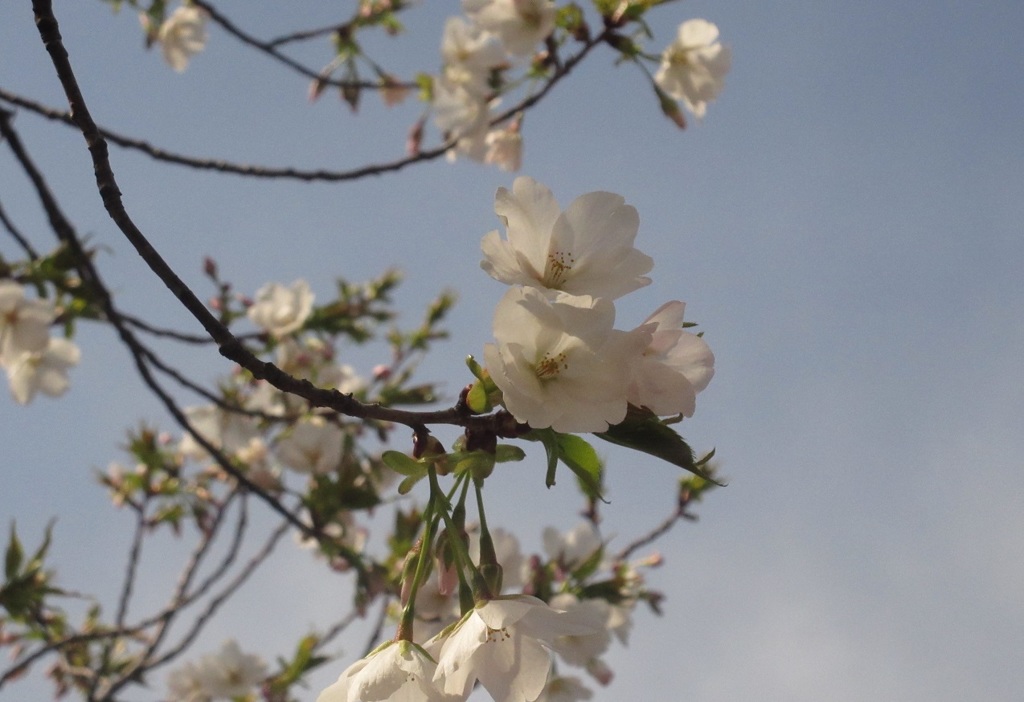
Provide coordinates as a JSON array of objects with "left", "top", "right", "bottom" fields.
[
  {"left": 0, "top": 280, "right": 80, "bottom": 405},
  {"left": 432, "top": 0, "right": 556, "bottom": 169},
  {"left": 146, "top": 3, "right": 729, "bottom": 167},
  {"left": 166, "top": 640, "right": 267, "bottom": 701},
  {"left": 161, "top": 278, "right": 378, "bottom": 556},
  {"left": 480, "top": 177, "right": 714, "bottom": 433},
  {"left": 318, "top": 523, "right": 655, "bottom": 702}
]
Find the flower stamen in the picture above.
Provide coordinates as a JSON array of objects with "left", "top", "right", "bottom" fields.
[
  {"left": 545, "top": 250, "right": 575, "bottom": 287},
  {"left": 535, "top": 351, "right": 568, "bottom": 379}
]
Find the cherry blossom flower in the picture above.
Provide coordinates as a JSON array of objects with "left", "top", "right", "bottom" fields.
[
  {"left": 157, "top": 4, "right": 208, "bottom": 73},
  {"left": 432, "top": 595, "right": 597, "bottom": 702},
  {"left": 626, "top": 301, "right": 714, "bottom": 417},
  {"left": 440, "top": 16, "right": 506, "bottom": 94},
  {"left": 654, "top": 19, "right": 731, "bottom": 120},
  {"left": 483, "top": 287, "right": 635, "bottom": 433},
  {"left": 195, "top": 640, "right": 267, "bottom": 699},
  {"left": 275, "top": 337, "right": 365, "bottom": 393},
  {"left": 5, "top": 337, "right": 80, "bottom": 405},
  {"left": 547, "top": 594, "right": 612, "bottom": 670},
  {"left": 463, "top": 0, "right": 557, "bottom": 56},
  {"left": 166, "top": 640, "right": 265, "bottom": 701},
  {"left": 166, "top": 660, "right": 209, "bottom": 702},
  {"left": 542, "top": 523, "right": 602, "bottom": 570},
  {"left": 247, "top": 279, "right": 314, "bottom": 338},
  {"left": 434, "top": 78, "right": 493, "bottom": 162},
  {"left": 318, "top": 640, "right": 456, "bottom": 702},
  {"left": 274, "top": 416, "right": 344, "bottom": 474},
  {"left": 485, "top": 121, "right": 523, "bottom": 172},
  {"left": 0, "top": 280, "right": 54, "bottom": 363},
  {"left": 295, "top": 508, "right": 367, "bottom": 563},
  {"left": 178, "top": 404, "right": 259, "bottom": 461},
  {"left": 480, "top": 177, "right": 653, "bottom": 300},
  {"left": 412, "top": 573, "right": 463, "bottom": 642}
]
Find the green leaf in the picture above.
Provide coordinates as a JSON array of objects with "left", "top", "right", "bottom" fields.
[
  {"left": 524, "top": 429, "right": 601, "bottom": 494},
  {"left": 555, "top": 434, "right": 604, "bottom": 499},
  {"left": 529, "top": 430, "right": 560, "bottom": 487},
  {"left": 5, "top": 523, "right": 23, "bottom": 580},
  {"left": 596, "top": 405, "right": 724, "bottom": 485}
]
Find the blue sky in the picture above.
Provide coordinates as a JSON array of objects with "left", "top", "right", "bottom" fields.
[{"left": 2, "top": 1, "right": 1023, "bottom": 700}]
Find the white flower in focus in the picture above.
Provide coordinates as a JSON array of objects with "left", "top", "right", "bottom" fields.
[
  {"left": 542, "top": 523, "right": 601, "bottom": 570},
  {"left": 536, "top": 676, "right": 593, "bottom": 702},
  {"left": 196, "top": 640, "right": 266, "bottom": 699},
  {"left": 5, "top": 337, "right": 80, "bottom": 405},
  {"left": 432, "top": 595, "right": 597, "bottom": 702},
  {"left": 441, "top": 16, "right": 506, "bottom": 94},
  {"left": 485, "top": 121, "right": 523, "bottom": 172},
  {"left": 654, "top": 19, "right": 731, "bottom": 120},
  {"left": 627, "top": 301, "right": 714, "bottom": 417},
  {"left": 166, "top": 660, "right": 210, "bottom": 702},
  {"left": 318, "top": 640, "right": 456, "bottom": 702},
  {"left": 0, "top": 280, "right": 55, "bottom": 364},
  {"left": 483, "top": 287, "right": 633, "bottom": 433},
  {"left": 158, "top": 5, "right": 208, "bottom": 72},
  {"left": 463, "top": 0, "right": 556, "bottom": 56},
  {"left": 275, "top": 416, "right": 344, "bottom": 474},
  {"left": 247, "top": 279, "right": 314, "bottom": 338},
  {"left": 480, "top": 177, "right": 653, "bottom": 299}
]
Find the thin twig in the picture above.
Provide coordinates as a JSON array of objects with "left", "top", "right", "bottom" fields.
[
  {"left": 146, "top": 520, "right": 291, "bottom": 672},
  {"left": 192, "top": 0, "right": 414, "bottom": 91},
  {"left": 0, "top": 184, "right": 40, "bottom": 260},
  {"left": 0, "top": 76, "right": 336, "bottom": 557},
  {"left": 1, "top": 24, "right": 609, "bottom": 184},
  {"left": 614, "top": 507, "right": 683, "bottom": 563}
]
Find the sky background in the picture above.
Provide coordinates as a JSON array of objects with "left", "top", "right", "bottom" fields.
[{"left": 2, "top": 1, "right": 1023, "bottom": 701}]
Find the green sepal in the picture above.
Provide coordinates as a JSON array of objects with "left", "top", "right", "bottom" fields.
[
  {"left": 494, "top": 444, "right": 526, "bottom": 463},
  {"left": 596, "top": 405, "right": 724, "bottom": 485},
  {"left": 466, "top": 380, "right": 492, "bottom": 414},
  {"left": 382, "top": 450, "right": 426, "bottom": 477},
  {"left": 397, "top": 474, "right": 423, "bottom": 495},
  {"left": 451, "top": 450, "right": 496, "bottom": 481}
]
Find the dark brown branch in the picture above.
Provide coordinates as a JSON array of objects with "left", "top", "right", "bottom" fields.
[
  {"left": 26, "top": 4, "right": 531, "bottom": 442},
  {"left": 0, "top": 85, "right": 455, "bottom": 182}
]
